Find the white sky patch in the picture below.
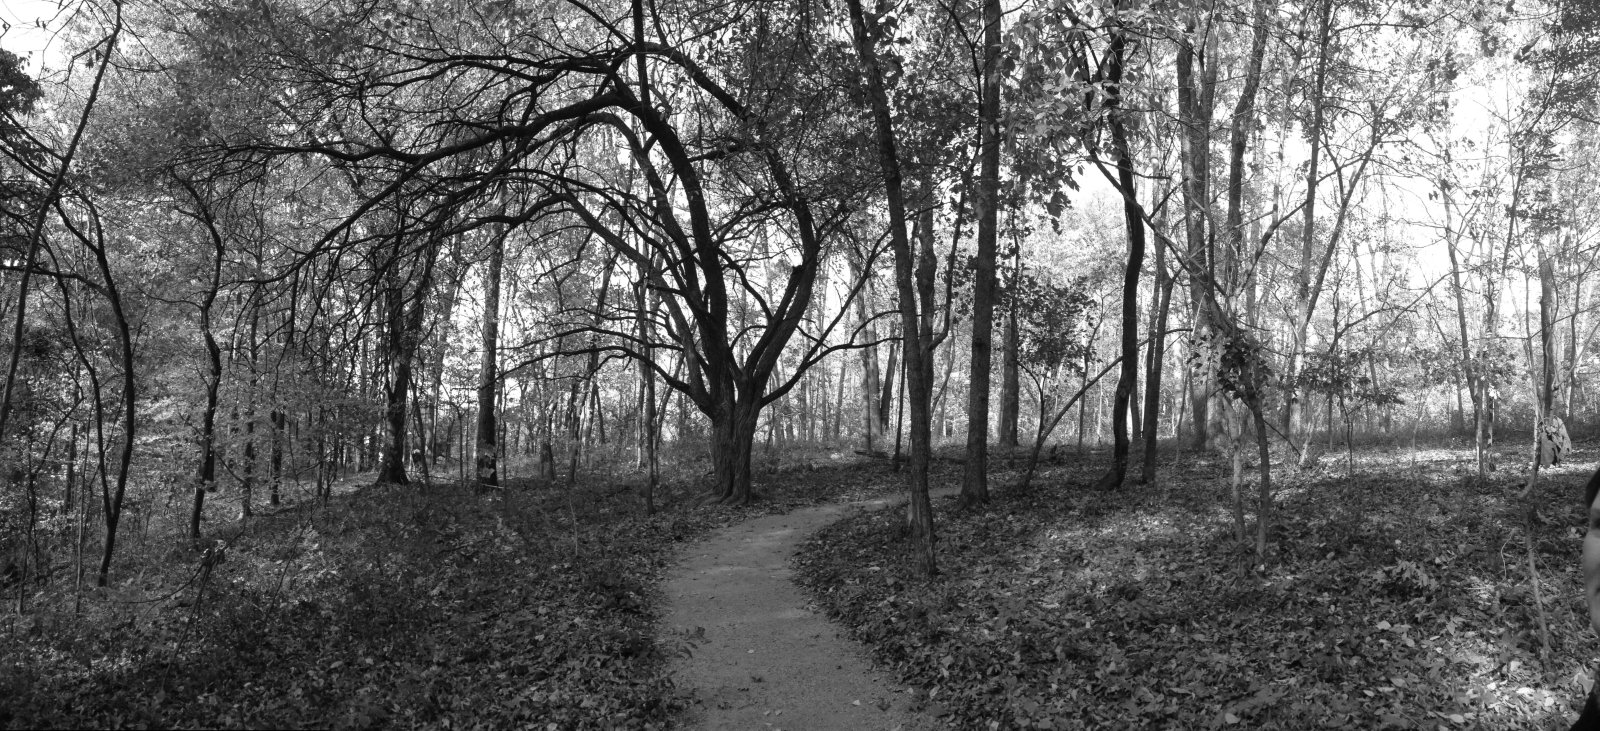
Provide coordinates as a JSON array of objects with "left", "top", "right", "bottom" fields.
[{"left": 1, "top": 0, "right": 70, "bottom": 75}]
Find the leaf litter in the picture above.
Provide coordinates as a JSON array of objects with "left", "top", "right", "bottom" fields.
[{"left": 794, "top": 443, "right": 1598, "bottom": 730}]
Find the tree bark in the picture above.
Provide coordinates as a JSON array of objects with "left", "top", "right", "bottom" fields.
[
  {"left": 998, "top": 253, "right": 1021, "bottom": 448},
  {"left": 1140, "top": 235, "right": 1174, "bottom": 484},
  {"left": 192, "top": 259, "right": 223, "bottom": 541},
  {"left": 1539, "top": 252, "right": 1558, "bottom": 420},
  {"left": 1286, "top": 0, "right": 1334, "bottom": 459},
  {"left": 375, "top": 225, "right": 436, "bottom": 485},
  {"left": 1093, "top": 20, "right": 1143, "bottom": 491},
  {"left": 1175, "top": 13, "right": 1218, "bottom": 452},
  {"left": 476, "top": 230, "right": 504, "bottom": 489},
  {"left": 848, "top": 0, "right": 937, "bottom": 575},
  {"left": 853, "top": 260, "right": 885, "bottom": 451},
  {"left": 960, "top": 0, "right": 1003, "bottom": 508},
  {"left": 637, "top": 266, "right": 659, "bottom": 514}
]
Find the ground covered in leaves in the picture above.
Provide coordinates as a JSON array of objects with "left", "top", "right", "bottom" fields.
[
  {"left": 0, "top": 446, "right": 907, "bottom": 730},
  {"left": 796, "top": 442, "right": 1598, "bottom": 730}
]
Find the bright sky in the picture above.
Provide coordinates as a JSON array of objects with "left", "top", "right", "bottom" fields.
[{"left": 1, "top": 0, "right": 70, "bottom": 75}]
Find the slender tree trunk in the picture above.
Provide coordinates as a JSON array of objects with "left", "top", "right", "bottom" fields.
[
  {"left": 854, "top": 261, "right": 885, "bottom": 451},
  {"left": 1176, "top": 13, "right": 1218, "bottom": 452},
  {"left": 1287, "top": 0, "right": 1334, "bottom": 460},
  {"left": 93, "top": 227, "right": 137, "bottom": 587},
  {"left": 64, "top": 418, "right": 78, "bottom": 515},
  {"left": 1228, "top": 399, "right": 1247, "bottom": 543},
  {"left": 1140, "top": 238, "right": 1174, "bottom": 484},
  {"left": 848, "top": 0, "right": 937, "bottom": 575},
  {"left": 377, "top": 286, "right": 414, "bottom": 485},
  {"left": 1251, "top": 399, "right": 1274, "bottom": 557},
  {"left": 269, "top": 410, "right": 285, "bottom": 505},
  {"left": 961, "top": 0, "right": 1003, "bottom": 508},
  {"left": 1539, "top": 251, "right": 1558, "bottom": 420},
  {"left": 477, "top": 231, "right": 504, "bottom": 489},
  {"left": 1093, "top": 22, "right": 1144, "bottom": 491},
  {"left": 1565, "top": 273, "right": 1587, "bottom": 416},
  {"left": 240, "top": 311, "right": 260, "bottom": 519},
  {"left": 880, "top": 339, "right": 898, "bottom": 439},
  {"left": 998, "top": 252, "right": 1022, "bottom": 448},
  {"left": 192, "top": 295, "right": 222, "bottom": 541},
  {"left": 637, "top": 269, "right": 659, "bottom": 514},
  {"left": 1441, "top": 168, "right": 1484, "bottom": 476},
  {"left": 833, "top": 359, "right": 845, "bottom": 441},
  {"left": 240, "top": 410, "right": 256, "bottom": 519}
]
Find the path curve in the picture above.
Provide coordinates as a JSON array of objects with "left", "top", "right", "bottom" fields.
[{"left": 664, "top": 489, "right": 955, "bottom": 731}]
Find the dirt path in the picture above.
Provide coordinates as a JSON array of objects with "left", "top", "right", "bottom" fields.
[{"left": 663, "top": 489, "right": 955, "bottom": 731}]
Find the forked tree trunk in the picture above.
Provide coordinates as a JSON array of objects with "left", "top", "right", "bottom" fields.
[
  {"left": 376, "top": 232, "right": 435, "bottom": 486},
  {"left": 1140, "top": 242, "right": 1174, "bottom": 484},
  {"left": 708, "top": 395, "right": 761, "bottom": 505},
  {"left": 92, "top": 203, "right": 137, "bottom": 587},
  {"left": 376, "top": 280, "right": 414, "bottom": 485}
]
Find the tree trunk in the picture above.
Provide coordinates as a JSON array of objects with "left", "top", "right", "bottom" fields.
[
  {"left": 880, "top": 339, "right": 898, "bottom": 439},
  {"left": 848, "top": 0, "right": 937, "bottom": 575},
  {"left": 191, "top": 304, "right": 224, "bottom": 542},
  {"left": 833, "top": 359, "right": 845, "bottom": 441},
  {"left": 998, "top": 252, "right": 1022, "bottom": 448},
  {"left": 1441, "top": 174, "right": 1485, "bottom": 478},
  {"left": 854, "top": 261, "right": 885, "bottom": 451},
  {"left": 476, "top": 231, "right": 504, "bottom": 489},
  {"left": 1093, "top": 22, "right": 1143, "bottom": 491},
  {"left": 1539, "top": 252, "right": 1558, "bottom": 418},
  {"left": 1251, "top": 399, "right": 1274, "bottom": 558},
  {"left": 376, "top": 232, "right": 435, "bottom": 486},
  {"left": 376, "top": 286, "right": 414, "bottom": 485},
  {"left": 1287, "top": 0, "right": 1335, "bottom": 460},
  {"left": 64, "top": 418, "right": 78, "bottom": 515},
  {"left": 1140, "top": 239, "right": 1174, "bottom": 484},
  {"left": 961, "top": 0, "right": 1002, "bottom": 509},
  {"left": 709, "top": 395, "right": 760, "bottom": 505},
  {"left": 637, "top": 268, "right": 659, "bottom": 514},
  {"left": 240, "top": 410, "right": 255, "bottom": 519},
  {"left": 93, "top": 222, "right": 137, "bottom": 588},
  {"left": 269, "top": 410, "right": 285, "bottom": 506},
  {"left": 1176, "top": 13, "right": 1218, "bottom": 452},
  {"left": 240, "top": 310, "right": 260, "bottom": 519}
]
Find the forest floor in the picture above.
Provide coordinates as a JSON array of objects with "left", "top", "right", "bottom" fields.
[
  {"left": 2, "top": 438, "right": 1594, "bottom": 730},
  {"left": 0, "top": 444, "right": 918, "bottom": 729},
  {"left": 795, "top": 440, "right": 1600, "bottom": 731}
]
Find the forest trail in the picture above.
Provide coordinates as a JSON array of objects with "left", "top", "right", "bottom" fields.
[{"left": 664, "top": 487, "right": 957, "bottom": 731}]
